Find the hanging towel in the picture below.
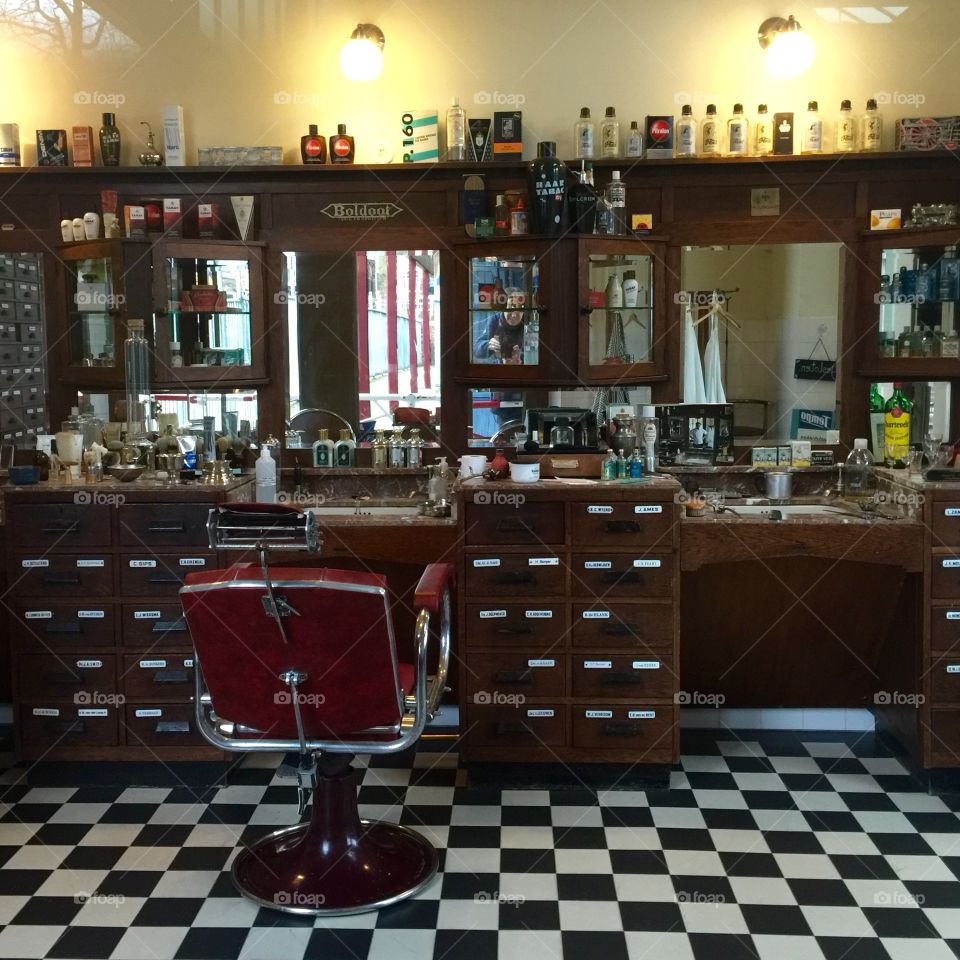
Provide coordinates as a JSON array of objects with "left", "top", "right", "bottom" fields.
[
  {"left": 704, "top": 312, "right": 726, "bottom": 403},
  {"left": 683, "top": 305, "right": 706, "bottom": 404}
]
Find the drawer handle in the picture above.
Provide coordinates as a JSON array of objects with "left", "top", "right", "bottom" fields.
[
  {"left": 495, "top": 720, "right": 532, "bottom": 736},
  {"left": 41, "top": 670, "right": 83, "bottom": 685},
  {"left": 495, "top": 519, "right": 537, "bottom": 534},
  {"left": 493, "top": 571, "right": 533, "bottom": 585},
  {"left": 493, "top": 625, "right": 533, "bottom": 636},
  {"left": 155, "top": 719, "right": 191, "bottom": 734},
  {"left": 603, "top": 721, "right": 642, "bottom": 735},
  {"left": 54, "top": 719, "right": 86, "bottom": 734},
  {"left": 44, "top": 573, "right": 81, "bottom": 585},
  {"left": 153, "top": 669, "right": 189, "bottom": 684},
  {"left": 44, "top": 622, "right": 82, "bottom": 634},
  {"left": 148, "top": 574, "right": 183, "bottom": 584},
  {"left": 601, "top": 672, "right": 645, "bottom": 685},
  {"left": 147, "top": 523, "right": 186, "bottom": 533},
  {"left": 606, "top": 520, "right": 641, "bottom": 533},
  {"left": 601, "top": 623, "right": 641, "bottom": 636},
  {"left": 152, "top": 619, "right": 187, "bottom": 633},
  {"left": 600, "top": 571, "right": 641, "bottom": 584},
  {"left": 494, "top": 670, "right": 533, "bottom": 685},
  {"left": 40, "top": 522, "right": 79, "bottom": 534}
]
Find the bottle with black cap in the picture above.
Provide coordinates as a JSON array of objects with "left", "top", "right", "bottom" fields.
[
  {"left": 300, "top": 124, "right": 326, "bottom": 163},
  {"left": 528, "top": 141, "right": 567, "bottom": 235},
  {"left": 726, "top": 103, "right": 748, "bottom": 156},
  {"left": 801, "top": 100, "right": 823, "bottom": 154},
  {"left": 701, "top": 104, "right": 720, "bottom": 156},
  {"left": 99, "top": 112, "right": 121, "bottom": 166},
  {"left": 836, "top": 99, "right": 856, "bottom": 152},
  {"left": 861, "top": 98, "right": 882, "bottom": 152},
  {"left": 754, "top": 104, "right": 773, "bottom": 156}
]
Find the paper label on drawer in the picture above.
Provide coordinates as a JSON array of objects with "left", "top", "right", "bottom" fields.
[
  {"left": 528, "top": 557, "right": 559, "bottom": 566},
  {"left": 78, "top": 708, "right": 107, "bottom": 717},
  {"left": 525, "top": 610, "right": 553, "bottom": 618},
  {"left": 584, "top": 560, "right": 611, "bottom": 569},
  {"left": 584, "top": 660, "right": 613, "bottom": 669},
  {"left": 32, "top": 707, "right": 59, "bottom": 717},
  {"left": 479, "top": 610, "right": 507, "bottom": 619},
  {"left": 945, "top": 508, "right": 960, "bottom": 516},
  {"left": 582, "top": 610, "right": 610, "bottom": 619},
  {"left": 633, "top": 559, "right": 662, "bottom": 568},
  {"left": 633, "top": 660, "right": 661, "bottom": 670},
  {"left": 139, "top": 659, "right": 166, "bottom": 668},
  {"left": 77, "top": 610, "right": 104, "bottom": 619},
  {"left": 526, "top": 709, "right": 555, "bottom": 718},
  {"left": 587, "top": 505, "right": 614, "bottom": 514},
  {"left": 21, "top": 559, "right": 48, "bottom": 568},
  {"left": 585, "top": 709, "right": 613, "bottom": 719},
  {"left": 135, "top": 708, "right": 163, "bottom": 718},
  {"left": 947, "top": 612, "right": 960, "bottom": 620},
  {"left": 183, "top": 659, "right": 194, "bottom": 668},
  {"left": 179, "top": 558, "right": 206, "bottom": 567},
  {"left": 943, "top": 559, "right": 960, "bottom": 568},
  {"left": 473, "top": 558, "right": 500, "bottom": 567},
  {"left": 947, "top": 665, "right": 960, "bottom": 674},
  {"left": 25, "top": 610, "right": 51, "bottom": 619},
  {"left": 634, "top": 505, "right": 663, "bottom": 514},
  {"left": 134, "top": 610, "right": 161, "bottom": 619},
  {"left": 76, "top": 559, "right": 104, "bottom": 568},
  {"left": 129, "top": 559, "right": 156, "bottom": 568},
  {"left": 75, "top": 660, "right": 102, "bottom": 669},
  {"left": 628, "top": 710, "right": 656, "bottom": 719},
  {"left": 527, "top": 659, "right": 555, "bottom": 668}
]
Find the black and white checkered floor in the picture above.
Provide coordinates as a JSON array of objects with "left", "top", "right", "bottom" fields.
[{"left": 0, "top": 729, "right": 958, "bottom": 959}]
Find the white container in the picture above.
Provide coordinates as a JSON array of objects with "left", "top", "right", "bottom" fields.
[
  {"left": 459, "top": 454, "right": 488, "bottom": 479},
  {"left": 255, "top": 445, "right": 277, "bottom": 503},
  {"left": 509, "top": 461, "right": 540, "bottom": 483}
]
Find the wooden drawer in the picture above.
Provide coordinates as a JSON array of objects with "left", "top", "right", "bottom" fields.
[
  {"left": 572, "top": 603, "right": 674, "bottom": 649},
  {"left": 931, "top": 607, "right": 960, "bottom": 654},
  {"left": 122, "top": 702, "right": 206, "bottom": 748},
  {"left": 464, "top": 500, "right": 564, "bottom": 545},
  {"left": 12, "top": 603, "right": 115, "bottom": 648},
  {"left": 928, "top": 709, "right": 960, "bottom": 766},
  {"left": 466, "top": 702, "right": 565, "bottom": 747},
  {"left": 7, "top": 502, "right": 112, "bottom": 548},
  {"left": 120, "top": 553, "right": 213, "bottom": 597},
  {"left": 465, "top": 603, "right": 567, "bottom": 647},
  {"left": 571, "top": 553, "right": 674, "bottom": 598},
  {"left": 121, "top": 654, "right": 194, "bottom": 699},
  {"left": 571, "top": 704, "right": 674, "bottom": 756},
  {"left": 20, "top": 703, "right": 118, "bottom": 746},
  {"left": 119, "top": 502, "right": 215, "bottom": 547},
  {"left": 465, "top": 652, "right": 566, "bottom": 698},
  {"left": 13, "top": 554, "right": 113, "bottom": 597},
  {"left": 14, "top": 300, "right": 39, "bottom": 323},
  {"left": 929, "top": 657, "right": 960, "bottom": 704},
  {"left": 931, "top": 555, "right": 960, "bottom": 600},
  {"left": 932, "top": 502, "right": 960, "bottom": 546},
  {"left": 572, "top": 655, "right": 674, "bottom": 699},
  {"left": 570, "top": 502, "right": 673, "bottom": 548},
  {"left": 465, "top": 553, "right": 565, "bottom": 597},
  {"left": 121, "top": 602, "right": 190, "bottom": 646},
  {"left": 18, "top": 653, "right": 117, "bottom": 701}
]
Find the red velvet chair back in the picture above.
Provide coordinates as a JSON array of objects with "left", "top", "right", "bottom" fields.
[{"left": 181, "top": 564, "right": 404, "bottom": 740}]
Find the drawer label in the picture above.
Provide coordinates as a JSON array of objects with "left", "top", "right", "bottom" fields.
[
  {"left": 525, "top": 610, "right": 553, "bottom": 618},
  {"left": 473, "top": 558, "right": 500, "bottom": 568},
  {"left": 77, "top": 610, "right": 104, "bottom": 619},
  {"left": 24, "top": 610, "right": 51, "bottom": 619},
  {"left": 584, "top": 660, "right": 613, "bottom": 669},
  {"left": 945, "top": 508, "right": 960, "bottom": 516},
  {"left": 587, "top": 505, "right": 614, "bottom": 514},
  {"left": 179, "top": 558, "right": 206, "bottom": 567},
  {"left": 75, "top": 660, "right": 102, "bottom": 669},
  {"left": 183, "top": 659, "right": 194, "bottom": 668},
  {"left": 21, "top": 559, "right": 48, "bottom": 568},
  {"left": 134, "top": 610, "right": 162, "bottom": 619},
  {"left": 139, "top": 659, "right": 167, "bottom": 668},
  {"left": 135, "top": 708, "right": 163, "bottom": 718},
  {"left": 129, "top": 560, "right": 156, "bottom": 568},
  {"left": 633, "top": 660, "right": 661, "bottom": 670},
  {"left": 76, "top": 559, "right": 104, "bottom": 568},
  {"left": 32, "top": 707, "right": 59, "bottom": 717},
  {"left": 947, "top": 612, "right": 960, "bottom": 620},
  {"left": 479, "top": 610, "right": 507, "bottom": 619},
  {"left": 633, "top": 559, "right": 662, "bottom": 568},
  {"left": 527, "top": 659, "right": 555, "bottom": 668},
  {"left": 78, "top": 708, "right": 108, "bottom": 717},
  {"left": 944, "top": 559, "right": 960, "bottom": 568},
  {"left": 583, "top": 610, "right": 610, "bottom": 619},
  {"left": 634, "top": 505, "right": 664, "bottom": 514},
  {"left": 628, "top": 710, "right": 656, "bottom": 719},
  {"left": 585, "top": 709, "right": 613, "bottom": 719},
  {"left": 528, "top": 557, "right": 559, "bottom": 566},
  {"left": 584, "top": 561, "right": 611, "bottom": 569},
  {"left": 526, "top": 709, "right": 555, "bottom": 718},
  {"left": 947, "top": 665, "right": 960, "bottom": 674}
]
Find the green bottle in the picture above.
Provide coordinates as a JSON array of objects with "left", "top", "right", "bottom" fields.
[
  {"left": 869, "top": 382, "right": 884, "bottom": 412},
  {"left": 601, "top": 449, "right": 618, "bottom": 481},
  {"left": 883, "top": 382, "right": 913, "bottom": 468}
]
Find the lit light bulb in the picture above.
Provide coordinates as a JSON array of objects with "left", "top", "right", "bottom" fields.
[
  {"left": 339, "top": 25, "right": 384, "bottom": 82},
  {"left": 766, "top": 27, "right": 816, "bottom": 76}
]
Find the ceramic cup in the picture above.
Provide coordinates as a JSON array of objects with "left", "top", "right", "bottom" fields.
[{"left": 459, "top": 455, "right": 488, "bottom": 479}]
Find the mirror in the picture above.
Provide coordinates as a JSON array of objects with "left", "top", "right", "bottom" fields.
[
  {"left": 680, "top": 243, "right": 843, "bottom": 442},
  {"left": 284, "top": 249, "right": 440, "bottom": 447}
]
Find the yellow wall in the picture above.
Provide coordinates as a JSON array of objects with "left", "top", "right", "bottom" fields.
[{"left": 2, "top": 0, "right": 956, "bottom": 164}]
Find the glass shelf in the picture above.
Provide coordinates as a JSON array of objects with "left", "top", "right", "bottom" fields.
[
  {"left": 586, "top": 253, "right": 653, "bottom": 368},
  {"left": 469, "top": 254, "right": 540, "bottom": 367}
]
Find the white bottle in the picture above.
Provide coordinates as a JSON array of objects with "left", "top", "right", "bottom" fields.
[
  {"left": 802, "top": 100, "right": 822, "bottom": 153},
  {"left": 446, "top": 96, "right": 466, "bottom": 161},
  {"left": 312, "top": 428, "right": 335, "bottom": 467},
  {"left": 605, "top": 273, "right": 623, "bottom": 309},
  {"left": 676, "top": 105, "right": 697, "bottom": 157},
  {"left": 575, "top": 107, "right": 595, "bottom": 159},
  {"left": 625, "top": 121, "right": 643, "bottom": 157},
  {"left": 701, "top": 104, "right": 720, "bottom": 156},
  {"left": 600, "top": 106, "right": 620, "bottom": 158},
  {"left": 754, "top": 104, "right": 773, "bottom": 156},
  {"left": 622, "top": 271, "right": 639, "bottom": 307},
  {"left": 727, "top": 103, "right": 748, "bottom": 156},
  {"left": 836, "top": 99, "right": 855, "bottom": 152},
  {"left": 641, "top": 404, "right": 658, "bottom": 473},
  {"left": 860, "top": 98, "right": 882, "bottom": 152},
  {"left": 255, "top": 445, "right": 277, "bottom": 503}
]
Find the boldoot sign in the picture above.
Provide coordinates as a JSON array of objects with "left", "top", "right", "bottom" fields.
[{"left": 321, "top": 201, "right": 403, "bottom": 221}]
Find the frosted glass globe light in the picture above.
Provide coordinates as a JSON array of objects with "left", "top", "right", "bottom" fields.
[
  {"left": 759, "top": 15, "right": 815, "bottom": 77},
  {"left": 340, "top": 24, "right": 384, "bottom": 82}
]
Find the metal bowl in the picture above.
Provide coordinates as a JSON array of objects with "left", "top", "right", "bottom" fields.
[{"left": 105, "top": 464, "right": 146, "bottom": 483}]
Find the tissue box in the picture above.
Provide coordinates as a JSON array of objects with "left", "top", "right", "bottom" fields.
[{"left": 790, "top": 440, "right": 811, "bottom": 468}]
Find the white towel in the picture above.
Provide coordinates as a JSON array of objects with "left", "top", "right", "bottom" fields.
[
  {"left": 683, "top": 305, "right": 706, "bottom": 404},
  {"left": 704, "top": 313, "right": 726, "bottom": 403}
]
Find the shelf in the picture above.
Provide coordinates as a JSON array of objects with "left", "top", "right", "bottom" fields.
[
  {"left": 859, "top": 358, "right": 960, "bottom": 378},
  {"left": 162, "top": 308, "right": 250, "bottom": 316}
]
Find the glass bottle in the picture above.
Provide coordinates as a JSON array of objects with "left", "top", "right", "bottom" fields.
[
  {"left": 836, "top": 99, "right": 856, "bottom": 152},
  {"left": 446, "top": 96, "right": 466, "bottom": 161},
  {"left": 602, "top": 448, "right": 618, "bottom": 480},
  {"left": 860, "top": 98, "right": 882, "bottom": 152},
  {"left": 605, "top": 170, "right": 627, "bottom": 235},
  {"left": 388, "top": 426, "right": 406, "bottom": 467},
  {"left": 334, "top": 428, "right": 356, "bottom": 466},
  {"left": 883, "top": 383, "right": 913, "bottom": 468},
  {"left": 405, "top": 427, "right": 423, "bottom": 467},
  {"left": 676, "top": 105, "right": 697, "bottom": 157},
  {"left": 494, "top": 194, "right": 510, "bottom": 236},
  {"left": 801, "top": 101, "right": 822, "bottom": 154},
  {"left": 169, "top": 340, "right": 183, "bottom": 368},
  {"left": 574, "top": 106, "right": 595, "bottom": 160},
  {"left": 897, "top": 326, "right": 912, "bottom": 358},
  {"left": 726, "top": 104, "right": 748, "bottom": 156},
  {"left": 371, "top": 428, "right": 388, "bottom": 468},
  {"left": 550, "top": 416, "right": 575, "bottom": 448},
  {"left": 600, "top": 106, "right": 620, "bottom": 158},
  {"left": 843, "top": 438, "right": 876, "bottom": 500},
  {"left": 509, "top": 197, "right": 529, "bottom": 235},
  {"left": 754, "top": 104, "right": 773, "bottom": 156},
  {"left": 629, "top": 449, "right": 643, "bottom": 478},
  {"left": 625, "top": 121, "right": 643, "bottom": 157},
  {"left": 99, "top": 112, "right": 121, "bottom": 166},
  {"left": 616, "top": 448, "right": 628, "bottom": 479},
  {"left": 123, "top": 319, "right": 150, "bottom": 441},
  {"left": 312, "top": 427, "right": 335, "bottom": 467},
  {"left": 701, "top": 104, "right": 721, "bottom": 156}
]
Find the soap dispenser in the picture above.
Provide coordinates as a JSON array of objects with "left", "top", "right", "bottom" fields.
[{"left": 255, "top": 445, "right": 277, "bottom": 503}]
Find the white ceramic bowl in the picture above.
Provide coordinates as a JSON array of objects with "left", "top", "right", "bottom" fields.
[{"left": 508, "top": 461, "right": 540, "bottom": 484}]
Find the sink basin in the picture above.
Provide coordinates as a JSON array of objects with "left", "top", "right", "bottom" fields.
[
  {"left": 308, "top": 505, "right": 421, "bottom": 517},
  {"left": 717, "top": 503, "right": 857, "bottom": 519}
]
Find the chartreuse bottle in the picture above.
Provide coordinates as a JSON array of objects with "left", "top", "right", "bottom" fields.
[{"left": 883, "top": 382, "right": 913, "bottom": 468}]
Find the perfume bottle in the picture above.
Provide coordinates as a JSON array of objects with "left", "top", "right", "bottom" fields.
[
  {"left": 334, "top": 428, "right": 356, "bottom": 466},
  {"left": 676, "top": 105, "right": 697, "bottom": 157},
  {"left": 446, "top": 96, "right": 466, "bottom": 160},
  {"left": 625, "top": 121, "right": 643, "bottom": 157},
  {"left": 312, "top": 428, "right": 335, "bottom": 467},
  {"left": 754, "top": 104, "right": 773, "bottom": 156},
  {"left": 330, "top": 124, "right": 355, "bottom": 163},
  {"left": 600, "top": 106, "right": 620, "bottom": 158},
  {"left": 835, "top": 100, "right": 855, "bottom": 152},
  {"left": 300, "top": 124, "right": 326, "bottom": 163},
  {"left": 574, "top": 106, "right": 595, "bottom": 160},
  {"left": 801, "top": 100, "right": 823, "bottom": 153},
  {"left": 860, "top": 98, "right": 882, "bottom": 152},
  {"left": 726, "top": 103, "right": 748, "bottom": 156},
  {"left": 701, "top": 104, "right": 720, "bottom": 156}
]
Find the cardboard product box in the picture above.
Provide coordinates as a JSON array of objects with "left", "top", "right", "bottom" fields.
[
  {"left": 401, "top": 109, "right": 438, "bottom": 163},
  {"left": 123, "top": 205, "right": 146, "bottom": 239},
  {"left": 493, "top": 111, "right": 522, "bottom": 160},
  {"left": 163, "top": 198, "right": 182, "bottom": 237},
  {"left": 36, "top": 129, "right": 67, "bottom": 165},
  {"left": 468, "top": 119, "right": 493, "bottom": 162},
  {"left": 773, "top": 113, "right": 794, "bottom": 154},
  {"left": 777, "top": 445, "right": 792, "bottom": 466},
  {"left": 71, "top": 126, "right": 94, "bottom": 167},
  {"left": 870, "top": 208, "right": 902, "bottom": 230},
  {"left": 162, "top": 105, "right": 186, "bottom": 166},
  {"left": 197, "top": 202, "right": 219, "bottom": 238},
  {"left": 644, "top": 116, "right": 674, "bottom": 158},
  {"left": 0, "top": 124, "right": 20, "bottom": 166},
  {"left": 790, "top": 440, "right": 812, "bottom": 467},
  {"left": 751, "top": 446, "right": 777, "bottom": 467}
]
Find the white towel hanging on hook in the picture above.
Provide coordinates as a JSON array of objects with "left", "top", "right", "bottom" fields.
[{"left": 682, "top": 303, "right": 706, "bottom": 404}]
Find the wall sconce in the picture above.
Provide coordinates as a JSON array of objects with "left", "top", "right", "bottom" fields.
[
  {"left": 339, "top": 23, "right": 385, "bottom": 82},
  {"left": 758, "top": 14, "right": 815, "bottom": 76}
]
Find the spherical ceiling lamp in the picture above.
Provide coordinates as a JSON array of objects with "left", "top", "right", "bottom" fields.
[
  {"left": 758, "top": 14, "right": 815, "bottom": 76},
  {"left": 339, "top": 23, "right": 385, "bottom": 82}
]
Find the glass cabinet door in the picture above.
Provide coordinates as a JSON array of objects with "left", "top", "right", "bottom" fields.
[
  {"left": 468, "top": 253, "right": 541, "bottom": 368},
  {"left": 585, "top": 252, "right": 653, "bottom": 368},
  {"left": 68, "top": 255, "right": 117, "bottom": 368}
]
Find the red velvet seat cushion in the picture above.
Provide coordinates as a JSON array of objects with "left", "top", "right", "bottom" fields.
[{"left": 398, "top": 663, "right": 414, "bottom": 697}]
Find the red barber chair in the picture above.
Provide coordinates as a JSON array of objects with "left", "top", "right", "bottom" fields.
[{"left": 180, "top": 503, "right": 452, "bottom": 915}]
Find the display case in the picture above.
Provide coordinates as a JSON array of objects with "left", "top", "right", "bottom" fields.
[{"left": 151, "top": 240, "right": 267, "bottom": 386}]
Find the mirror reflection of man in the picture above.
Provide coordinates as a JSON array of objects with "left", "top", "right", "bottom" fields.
[{"left": 474, "top": 289, "right": 527, "bottom": 364}]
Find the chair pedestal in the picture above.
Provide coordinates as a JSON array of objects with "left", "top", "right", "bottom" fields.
[{"left": 231, "top": 757, "right": 438, "bottom": 915}]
